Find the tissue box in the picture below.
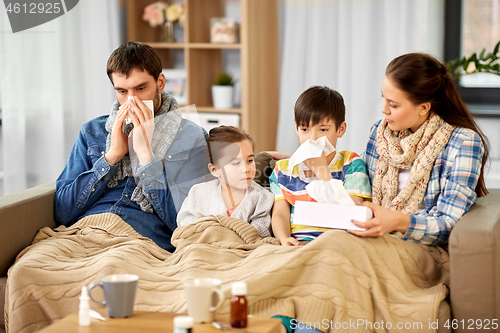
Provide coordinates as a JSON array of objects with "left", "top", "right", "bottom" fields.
[{"left": 293, "top": 201, "right": 373, "bottom": 231}]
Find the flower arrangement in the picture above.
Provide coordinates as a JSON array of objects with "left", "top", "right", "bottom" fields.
[{"left": 142, "top": 1, "right": 185, "bottom": 42}]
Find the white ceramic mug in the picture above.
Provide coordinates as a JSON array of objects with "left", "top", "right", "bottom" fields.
[
  {"left": 88, "top": 274, "right": 139, "bottom": 318},
  {"left": 184, "top": 278, "right": 224, "bottom": 323}
]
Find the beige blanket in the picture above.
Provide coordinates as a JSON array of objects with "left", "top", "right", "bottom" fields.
[{"left": 5, "top": 213, "right": 449, "bottom": 333}]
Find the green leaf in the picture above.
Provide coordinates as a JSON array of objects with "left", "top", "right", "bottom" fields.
[
  {"left": 214, "top": 72, "right": 234, "bottom": 86},
  {"left": 462, "top": 59, "right": 469, "bottom": 72},
  {"left": 479, "top": 48, "right": 486, "bottom": 60},
  {"left": 494, "top": 40, "right": 500, "bottom": 55}
]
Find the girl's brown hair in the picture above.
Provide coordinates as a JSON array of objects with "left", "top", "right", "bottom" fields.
[
  {"left": 386, "top": 53, "right": 489, "bottom": 197},
  {"left": 207, "top": 126, "right": 254, "bottom": 167}
]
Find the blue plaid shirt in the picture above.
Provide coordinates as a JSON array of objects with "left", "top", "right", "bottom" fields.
[{"left": 363, "top": 120, "right": 485, "bottom": 246}]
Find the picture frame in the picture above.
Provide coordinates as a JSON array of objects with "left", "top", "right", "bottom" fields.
[
  {"left": 162, "top": 69, "right": 187, "bottom": 105},
  {"left": 210, "top": 17, "right": 239, "bottom": 44}
]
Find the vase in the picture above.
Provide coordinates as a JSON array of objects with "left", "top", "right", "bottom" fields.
[
  {"left": 163, "top": 21, "right": 175, "bottom": 43},
  {"left": 212, "top": 85, "right": 234, "bottom": 109}
]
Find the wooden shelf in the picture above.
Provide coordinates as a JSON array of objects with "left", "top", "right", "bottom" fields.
[
  {"left": 147, "top": 42, "right": 186, "bottom": 49},
  {"left": 189, "top": 43, "right": 241, "bottom": 49},
  {"left": 195, "top": 106, "right": 242, "bottom": 113},
  {"left": 147, "top": 43, "right": 241, "bottom": 50},
  {"left": 127, "top": 0, "right": 279, "bottom": 152}
]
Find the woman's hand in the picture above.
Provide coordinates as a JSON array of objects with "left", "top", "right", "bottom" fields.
[{"left": 350, "top": 201, "right": 410, "bottom": 238}]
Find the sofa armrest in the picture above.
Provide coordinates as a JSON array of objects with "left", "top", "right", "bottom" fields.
[
  {"left": 449, "top": 188, "right": 500, "bottom": 330},
  {"left": 0, "top": 181, "right": 56, "bottom": 277}
]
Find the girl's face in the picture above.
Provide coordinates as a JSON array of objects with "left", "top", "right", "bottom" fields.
[
  {"left": 381, "top": 76, "right": 431, "bottom": 133},
  {"left": 211, "top": 140, "right": 256, "bottom": 191}
]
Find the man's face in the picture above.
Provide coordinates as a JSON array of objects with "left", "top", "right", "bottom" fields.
[{"left": 111, "top": 69, "right": 165, "bottom": 113}]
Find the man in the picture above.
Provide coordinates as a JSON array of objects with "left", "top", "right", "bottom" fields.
[{"left": 54, "top": 42, "right": 210, "bottom": 251}]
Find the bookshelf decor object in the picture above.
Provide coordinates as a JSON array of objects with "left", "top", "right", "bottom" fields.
[
  {"left": 127, "top": 0, "right": 279, "bottom": 152},
  {"left": 210, "top": 17, "right": 238, "bottom": 44}
]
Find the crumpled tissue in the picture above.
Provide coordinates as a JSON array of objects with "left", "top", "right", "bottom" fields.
[
  {"left": 306, "top": 179, "right": 356, "bottom": 206},
  {"left": 288, "top": 136, "right": 336, "bottom": 172},
  {"left": 120, "top": 97, "right": 154, "bottom": 135}
]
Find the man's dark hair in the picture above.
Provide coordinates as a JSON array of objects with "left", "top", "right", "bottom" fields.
[
  {"left": 294, "top": 85, "right": 346, "bottom": 130},
  {"left": 106, "top": 42, "right": 163, "bottom": 84}
]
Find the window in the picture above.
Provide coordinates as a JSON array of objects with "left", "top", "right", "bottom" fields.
[{"left": 445, "top": 0, "right": 500, "bottom": 116}]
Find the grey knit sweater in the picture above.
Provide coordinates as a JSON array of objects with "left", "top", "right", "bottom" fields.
[{"left": 176, "top": 179, "right": 274, "bottom": 237}]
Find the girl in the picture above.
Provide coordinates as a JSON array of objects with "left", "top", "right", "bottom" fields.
[
  {"left": 177, "top": 126, "right": 274, "bottom": 237},
  {"left": 356, "top": 53, "right": 489, "bottom": 246}
]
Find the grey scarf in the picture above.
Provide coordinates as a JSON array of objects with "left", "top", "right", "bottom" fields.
[{"left": 104, "top": 92, "right": 182, "bottom": 213}]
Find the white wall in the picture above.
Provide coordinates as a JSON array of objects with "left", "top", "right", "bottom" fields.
[{"left": 476, "top": 117, "right": 500, "bottom": 188}]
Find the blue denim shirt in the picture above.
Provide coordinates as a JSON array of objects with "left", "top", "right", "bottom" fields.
[{"left": 54, "top": 115, "right": 212, "bottom": 252}]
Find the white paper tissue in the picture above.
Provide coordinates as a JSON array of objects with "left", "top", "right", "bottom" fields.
[
  {"left": 288, "top": 137, "right": 336, "bottom": 172},
  {"left": 306, "top": 179, "right": 356, "bottom": 206}
]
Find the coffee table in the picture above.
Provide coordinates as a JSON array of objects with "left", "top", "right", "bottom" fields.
[{"left": 37, "top": 309, "right": 282, "bottom": 333}]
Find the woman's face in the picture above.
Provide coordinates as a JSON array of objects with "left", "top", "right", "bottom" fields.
[{"left": 381, "top": 76, "right": 431, "bottom": 133}]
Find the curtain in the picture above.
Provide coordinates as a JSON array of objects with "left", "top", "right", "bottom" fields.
[
  {"left": 276, "top": 0, "right": 445, "bottom": 155},
  {"left": 0, "top": 1, "right": 124, "bottom": 195}
]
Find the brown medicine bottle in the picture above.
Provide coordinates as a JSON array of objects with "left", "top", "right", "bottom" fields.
[{"left": 230, "top": 281, "right": 248, "bottom": 328}]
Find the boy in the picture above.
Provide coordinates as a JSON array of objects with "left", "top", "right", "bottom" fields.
[{"left": 270, "top": 86, "right": 372, "bottom": 246}]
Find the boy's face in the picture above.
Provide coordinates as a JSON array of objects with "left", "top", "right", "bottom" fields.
[
  {"left": 296, "top": 118, "right": 346, "bottom": 147},
  {"left": 209, "top": 140, "right": 256, "bottom": 191},
  {"left": 112, "top": 69, "right": 165, "bottom": 113}
]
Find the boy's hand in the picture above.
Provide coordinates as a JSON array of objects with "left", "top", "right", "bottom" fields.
[
  {"left": 303, "top": 152, "right": 333, "bottom": 181},
  {"left": 279, "top": 236, "right": 301, "bottom": 246},
  {"left": 265, "top": 151, "right": 291, "bottom": 160}
]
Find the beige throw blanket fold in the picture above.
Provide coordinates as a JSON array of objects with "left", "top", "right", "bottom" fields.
[{"left": 6, "top": 213, "right": 449, "bottom": 333}]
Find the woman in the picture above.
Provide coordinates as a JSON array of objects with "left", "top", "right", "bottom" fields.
[{"left": 353, "top": 53, "right": 489, "bottom": 246}]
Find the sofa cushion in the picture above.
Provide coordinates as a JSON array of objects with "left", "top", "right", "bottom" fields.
[{"left": 0, "top": 276, "right": 7, "bottom": 330}]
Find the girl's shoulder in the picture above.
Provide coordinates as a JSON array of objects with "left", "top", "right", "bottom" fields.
[{"left": 190, "top": 179, "right": 220, "bottom": 192}]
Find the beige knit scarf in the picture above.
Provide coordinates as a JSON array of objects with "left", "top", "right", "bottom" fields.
[{"left": 372, "top": 113, "right": 455, "bottom": 214}]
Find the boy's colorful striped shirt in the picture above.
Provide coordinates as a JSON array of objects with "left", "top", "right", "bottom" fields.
[{"left": 270, "top": 150, "right": 372, "bottom": 240}]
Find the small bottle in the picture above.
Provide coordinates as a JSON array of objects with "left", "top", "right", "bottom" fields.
[
  {"left": 173, "top": 316, "right": 193, "bottom": 333},
  {"left": 79, "top": 286, "right": 91, "bottom": 326},
  {"left": 230, "top": 281, "right": 248, "bottom": 328}
]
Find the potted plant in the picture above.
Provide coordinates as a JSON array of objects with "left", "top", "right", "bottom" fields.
[
  {"left": 447, "top": 41, "right": 500, "bottom": 78},
  {"left": 212, "top": 72, "right": 234, "bottom": 109}
]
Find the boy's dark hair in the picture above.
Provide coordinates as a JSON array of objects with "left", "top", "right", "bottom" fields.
[
  {"left": 294, "top": 86, "right": 345, "bottom": 129},
  {"left": 106, "top": 42, "right": 163, "bottom": 84},
  {"left": 207, "top": 126, "right": 254, "bottom": 167}
]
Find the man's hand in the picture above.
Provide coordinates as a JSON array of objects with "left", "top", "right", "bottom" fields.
[
  {"left": 302, "top": 152, "right": 333, "bottom": 181},
  {"left": 105, "top": 106, "right": 130, "bottom": 165},
  {"left": 128, "top": 96, "right": 155, "bottom": 166}
]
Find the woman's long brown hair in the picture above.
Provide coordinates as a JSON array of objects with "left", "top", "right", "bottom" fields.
[{"left": 386, "top": 53, "right": 489, "bottom": 197}]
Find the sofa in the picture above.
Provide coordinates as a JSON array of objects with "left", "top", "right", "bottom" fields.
[{"left": 1, "top": 180, "right": 499, "bottom": 333}]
